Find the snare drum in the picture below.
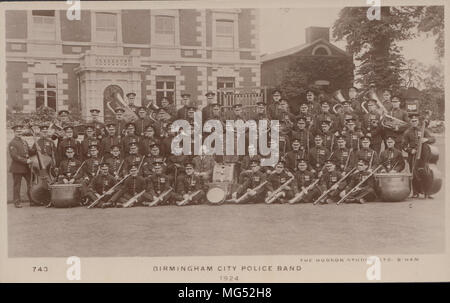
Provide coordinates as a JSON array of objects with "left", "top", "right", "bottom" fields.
[
  {"left": 375, "top": 173, "right": 412, "bottom": 202},
  {"left": 49, "top": 183, "right": 82, "bottom": 208}
]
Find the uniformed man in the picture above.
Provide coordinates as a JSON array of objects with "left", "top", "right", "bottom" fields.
[
  {"left": 106, "top": 164, "right": 146, "bottom": 207},
  {"left": 266, "top": 161, "right": 295, "bottom": 203},
  {"left": 160, "top": 96, "right": 177, "bottom": 119},
  {"left": 134, "top": 106, "right": 152, "bottom": 137},
  {"left": 296, "top": 102, "right": 315, "bottom": 131},
  {"left": 85, "top": 162, "right": 117, "bottom": 207},
  {"left": 89, "top": 108, "right": 105, "bottom": 140},
  {"left": 331, "top": 134, "right": 355, "bottom": 175},
  {"left": 113, "top": 107, "right": 127, "bottom": 139},
  {"left": 285, "top": 138, "right": 308, "bottom": 173},
  {"left": 123, "top": 140, "right": 143, "bottom": 174},
  {"left": 202, "top": 91, "right": 217, "bottom": 122},
  {"left": 142, "top": 143, "right": 166, "bottom": 178},
  {"left": 339, "top": 159, "right": 376, "bottom": 204},
  {"left": 304, "top": 89, "right": 321, "bottom": 116},
  {"left": 402, "top": 114, "right": 436, "bottom": 198},
  {"left": 291, "top": 117, "right": 312, "bottom": 152},
  {"left": 126, "top": 92, "right": 138, "bottom": 114},
  {"left": 379, "top": 136, "right": 405, "bottom": 173},
  {"left": 381, "top": 89, "right": 393, "bottom": 112},
  {"left": 101, "top": 121, "right": 121, "bottom": 160},
  {"left": 384, "top": 96, "right": 409, "bottom": 148},
  {"left": 8, "top": 124, "right": 33, "bottom": 208},
  {"left": 139, "top": 124, "right": 160, "bottom": 156},
  {"left": 292, "top": 159, "right": 316, "bottom": 203},
  {"left": 76, "top": 144, "right": 103, "bottom": 205},
  {"left": 267, "top": 89, "right": 282, "bottom": 120},
  {"left": 315, "top": 119, "right": 336, "bottom": 152},
  {"left": 105, "top": 145, "right": 124, "bottom": 180},
  {"left": 308, "top": 134, "right": 331, "bottom": 176},
  {"left": 175, "top": 162, "right": 206, "bottom": 205},
  {"left": 341, "top": 118, "right": 363, "bottom": 151},
  {"left": 275, "top": 99, "right": 295, "bottom": 129},
  {"left": 56, "top": 125, "right": 80, "bottom": 165},
  {"left": 80, "top": 124, "right": 101, "bottom": 161},
  {"left": 121, "top": 122, "right": 140, "bottom": 155},
  {"left": 232, "top": 159, "right": 267, "bottom": 204},
  {"left": 57, "top": 146, "right": 82, "bottom": 184},
  {"left": 144, "top": 161, "right": 174, "bottom": 205},
  {"left": 314, "top": 100, "right": 339, "bottom": 133},
  {"left": 177, "top": 93, "right": 193, "bottom": 120},
  {"left": 252, "top": 101, "right": 269, "bottom": 121},
  {"left": 354, "top": 134, "right": 379, "bottom": 170},
  {"left": 229, "top": 103, "right": 246, "bottom": 121},
  {"left": 307, "top": 159, "right": 346, "bottom": 204},
  {"left": 31, "top": 124, "right": 57, "bottom": 176}
]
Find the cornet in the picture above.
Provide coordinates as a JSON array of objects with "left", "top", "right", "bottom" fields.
[{"left": 366, "top": 91, "right": 407, "bottom": 130}]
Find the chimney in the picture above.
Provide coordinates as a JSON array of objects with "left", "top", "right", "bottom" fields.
[{"left": 305, "top": 27, "right": 330, "bottom": 44}]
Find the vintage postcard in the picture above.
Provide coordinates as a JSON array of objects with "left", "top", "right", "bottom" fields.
[{"left": 0, "top": 0, "right": 449, "bottom": 283}]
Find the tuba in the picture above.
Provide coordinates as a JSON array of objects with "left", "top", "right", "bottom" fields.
[
  {"left": 332, "top": 90, "right": 349, "bottom": 114},
  {"left": 367, "top": 91, "right": 408, "bottom": 130}
]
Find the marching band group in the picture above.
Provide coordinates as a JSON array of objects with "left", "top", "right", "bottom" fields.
[{"left": 8, "top": 86, "right": 438, "bottom": 208}]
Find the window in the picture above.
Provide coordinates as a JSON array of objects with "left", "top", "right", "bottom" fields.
[
  {"left": 313, "top": 46, "right": 331, "bottom": 56},
  {"left": 31, "top": 10, "right": 56, "bottom": 40},
  {"left": 217, "top": 77, "right": 235, "bottom": 89},
  {"left": 216, "top": 20, "right": 234, "bottom": 49},
  {"left": 155, "top": 16, "right": 175, "bottom": 46},
  {"left": 96, "top": 12, "right": 117, "bottom": 42},
  {"left": 156, "top": 76, "right": 176, "bottom": 104},
  {"left": 35, "top": 74, "right": 57, "bottom": 110}
]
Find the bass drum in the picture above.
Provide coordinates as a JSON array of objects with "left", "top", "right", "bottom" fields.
[
  {"left": 49, "top": 183, "right": 82, "bottom": 208},
  {"left": 206, "top": 182, "right": 231, "bottom": 205},
  {"left": 375, "top": 173, "right": 412, "bottom": 202}
]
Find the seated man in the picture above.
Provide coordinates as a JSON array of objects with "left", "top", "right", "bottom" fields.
[
  {"left": 143, "top": 161, "right": 174, "bottom": 206},
  {"left": 57, "top": 146, "right": 81, "bottom": 184},
  {"left": 85, "top": 162, "right": 117, "bottom": 207},
  {"left": 379, "top": 136, "right": 405, "bottom": 173},
  {"left": 105, "top": 164, "right": 146, "bottom": 208},
  {"left": 291, "top": 159, "right": 317, "bottom": 203},
  {"left": 175, "top": 162, "right": 206, "bottom": 205},
  {"left": 339, "top": 159, "right": 377, "bottom": 204},
  {"left": 231, "top": 159, "right": 267, "bottom": 204},
  {"left": 266, "top": 161, "right": 295, "bottom": 204}
]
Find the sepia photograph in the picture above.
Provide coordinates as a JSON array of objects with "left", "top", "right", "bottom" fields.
[{"left": 0, "top": 0, "right": 448, "bottom": 283}]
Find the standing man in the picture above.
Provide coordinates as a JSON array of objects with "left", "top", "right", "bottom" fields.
[
  {"left": 126, "top": 92, "right": 138, "bottom": 114},
  {"left": 267, "top": 89, "right": 282, "bottom": 120},
  {"left": 384, "top": 96, "right": 409, "bottom": 149},
  {"left": 9, "top": 124, "right": 33, "bottom": 208},
  {"left": 202, "top": 91, "right": 216, "bottom": 122},
  {"left": 100, "top": 122, "right": 121, "bottom": 160},
  {"left": 113, "top": 107, "right": 127, "bottom": 140},
  {"left": 135, "top": 106, "right": 152, "bottom": 137},
  {"left": 89, "top": 108, "right": 105, "bottom": 140},
  {"left": 177, "top": 93, "right": 193, "bottom": 119}
]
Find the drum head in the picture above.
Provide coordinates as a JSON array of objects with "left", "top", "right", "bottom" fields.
[{"left": 207, "top": 187, "right": 226, "bottom": 204}]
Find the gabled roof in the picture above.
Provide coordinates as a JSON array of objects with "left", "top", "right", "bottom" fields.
[{"left": 261, "top": 38, "right": 351, "bottom": 63}]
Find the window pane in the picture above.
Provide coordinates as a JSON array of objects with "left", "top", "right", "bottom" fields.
[
  {"left": 47, "top": 93, "right": 56, "bottom": 110},
  {"left": 32, "top": 10, "right": 55, "bottom": 17},
  {"left": 156, "top": 91, "right": 165, "bottom": 103},
  {"left": 156, "top": 81, "right": 164, "bottom": 89},
  {"left": 47, "top": 75, "right": 57, "bottom": 89},
  {"left": 156, "top": 16, "right": 174, "bottom": 33},
  {"left": 35, "top": 75, "right": 44, "bottom": 88},
  {"left": 155, "top": 33, "right": 174, "bottom": 45},
  {"left": 166, "top": 81, "right": 175, "bottom": 90},
  {"left": 216, "top": 20, "right": 233, "bottom": 35},
  {"left": 226, "top": 82, "right": 234, "bottom": 88},
  {"left": 36, "top": 94, "right": 45, "bottom": 109},
  {"left": 217, "top": 36, "right": 233, "bottom": 48},
  {"left": 166, "top": 92, "right": 174, "bottom": 103},
  {"left": 96, "top": 29, "right": 117, "bottom": 42}
]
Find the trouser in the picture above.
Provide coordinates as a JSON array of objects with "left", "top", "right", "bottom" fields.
[
  {"left": 345, "top": 187, "right": 376, "bottom": 202},
  {"left": 12, "top": 173, "right": 32, "bottom": 203},
  {"left": 236, "top": 190, "right": 266, "bottom": 204},
  {"left": 304, "top": 186, "right": 340, "bottom": 203},
  {"left": 175, "top": 190, "right": 206, "bottom": 205},
  {"left": 267, "top": 189, "right": 294, "bottom": 203},
  {"left": 408, "top": 154, "right": 428, "bottom": 195}
]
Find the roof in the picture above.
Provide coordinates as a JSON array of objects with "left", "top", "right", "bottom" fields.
[{"left": 261, "top": 38, "right": 351, "bottom": 63}]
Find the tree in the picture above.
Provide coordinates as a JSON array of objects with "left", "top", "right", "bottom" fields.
[
  {"left": 333, "top": 6, "right": 423, "bottom": 91},
  {"left": 417, "top": 6, "right": 444, "bottom": 60}
]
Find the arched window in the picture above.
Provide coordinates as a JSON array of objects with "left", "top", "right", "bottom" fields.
[{"left": 312, "top": 45, "right": 331, "bottom": 56}]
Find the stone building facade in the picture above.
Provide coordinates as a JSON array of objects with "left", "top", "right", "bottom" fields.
[{"left": 5, "top": 9, "right": 260, "bottom": 120}]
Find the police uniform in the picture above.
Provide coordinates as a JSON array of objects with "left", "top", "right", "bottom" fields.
[
  {"left": 341, "top": 160, "right": 376, "bottom": 203},
  {"left": 85, "top": 163, "right": 117, "bottom": 205},
  {"left": 379, "top": 137, "right": 405, "bottom": 172},
  {"left": 57, "top": 147, "right": 81, "bottom": 183},
  {"left": 109, "top": 166, "right": 147, "bottom": 207},
  {"left": 175, "top": 163, "right": 206, "bottom": 204},
  {"left": 101, "top": 122, "right": 121, "bottom": 160},
  {"left": 8, "top": 125, "right": 32, "bottom": 207},
  {"left": 145, "top": 164, "right": 173, "bottom": 204},
  {"left": 266, "top": 163, "right": 294, "bottom": 203},
  {"left": 292, "top": 160, "right": 316, "bottom": 203},
  {"left": 235, "top": 168, "right": 267, "bottom": 203},
  {"left": 135, "top": 107, "right": 153, "bottom": 137}
]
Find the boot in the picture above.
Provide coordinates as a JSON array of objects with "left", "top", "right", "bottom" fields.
[{"left": 14, "top": 200, "right": 22, "bottom": 208}]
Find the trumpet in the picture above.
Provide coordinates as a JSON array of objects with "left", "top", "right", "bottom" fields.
[{"left": 333, "top": 89, "right": 346, "bottom": 103}]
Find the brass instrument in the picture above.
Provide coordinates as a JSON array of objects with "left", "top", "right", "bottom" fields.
[
  {"left": 367, "top": 91, "right": 408, "bottom": 130},
  {"left": 333, "top": 89, "right": 346, "bottom": 103}
]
